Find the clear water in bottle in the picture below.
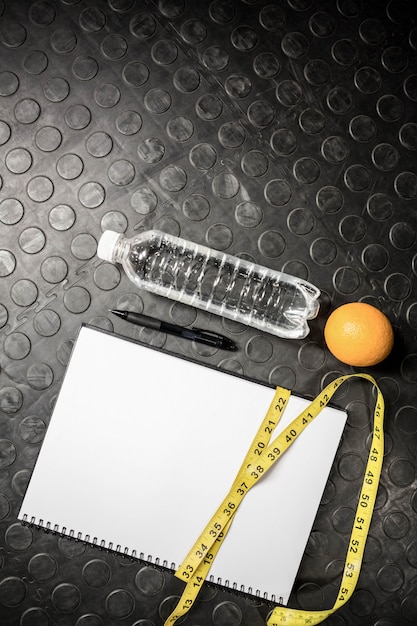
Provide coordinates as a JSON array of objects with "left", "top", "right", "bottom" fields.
[{"left": 97, "top": 230, "right": 320, "bottom": 339}]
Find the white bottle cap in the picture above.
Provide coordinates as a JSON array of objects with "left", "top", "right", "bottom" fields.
[{"left": 97, "top": 230, "right": 122, "bottom": 262}]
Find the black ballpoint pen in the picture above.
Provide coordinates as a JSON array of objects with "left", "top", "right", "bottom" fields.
[{"left": 109, "top": 309, "right": 237, "bottom": 351}]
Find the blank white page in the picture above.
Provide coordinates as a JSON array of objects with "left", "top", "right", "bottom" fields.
[{"left": 18, "top": 325, "right": 347, "bottom": 604}]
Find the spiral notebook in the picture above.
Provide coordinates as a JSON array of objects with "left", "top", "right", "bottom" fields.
[{"left": 18, "top": 324, "right": 347, "bottom": 604}]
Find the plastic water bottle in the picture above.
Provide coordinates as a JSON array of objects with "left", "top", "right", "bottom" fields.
[{"left": 97, "top": 230, "right": 320, "bottom": 339}]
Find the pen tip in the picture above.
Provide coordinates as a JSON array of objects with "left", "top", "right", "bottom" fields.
[{"left": 108, "top": 309, "right": 125, "bottom": 319}]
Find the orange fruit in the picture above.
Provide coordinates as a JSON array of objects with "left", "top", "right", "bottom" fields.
[{"left": 324, "top": 302, "right": 394, "bottom": 367}]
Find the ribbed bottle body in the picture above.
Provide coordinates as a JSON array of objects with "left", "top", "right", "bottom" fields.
[{"left": 107, "top": 230, "right": 320, "bottom": 339}]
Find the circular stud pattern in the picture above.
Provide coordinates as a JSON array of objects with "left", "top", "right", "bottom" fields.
[{"left": 0, "top": 3, "right": 416, "bottom": 625}]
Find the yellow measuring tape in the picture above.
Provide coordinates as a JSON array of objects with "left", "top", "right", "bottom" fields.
[{"left": 164, "top": 373, "right": 384, "bottom": 626}]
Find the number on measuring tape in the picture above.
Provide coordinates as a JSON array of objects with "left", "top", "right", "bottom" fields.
[{"left": 164, "top": 374, "right": 384, "bottom": 626}]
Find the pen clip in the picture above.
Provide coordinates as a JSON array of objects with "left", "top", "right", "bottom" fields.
[
  {"left": 190, "top": 326, "right": 236, "bottom": 350},
  {"left": 191, "top": 327, "right": 224, "bottom": 339}
]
